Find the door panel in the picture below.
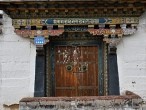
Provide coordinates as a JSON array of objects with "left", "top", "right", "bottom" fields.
[{"left": 55, "top": 46, "right": 98, "bottom": 96}]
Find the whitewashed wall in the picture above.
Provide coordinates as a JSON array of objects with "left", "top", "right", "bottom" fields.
[
  {"left": 117, "top": 12, "right": 146, "bottom": 100},
  {"left": 0, "top": 14, "right": 36, "bottom": 109}
]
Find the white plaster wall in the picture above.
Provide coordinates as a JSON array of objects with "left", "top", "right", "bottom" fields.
[
  {"left": 0, "top": 13, "right": 36, "bottom": 109},
  {"left": 117, "top": 12, "right": 146, "bottom": 100}
]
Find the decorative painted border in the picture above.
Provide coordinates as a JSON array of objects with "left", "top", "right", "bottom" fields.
[
  {"left": 12, "top": 17, "right": 139, "bottom": 27},
  {"left": 103, "top": 43, "right": 108, "bottom": 95},
  {"left": 14, "top": 28, "right": 136, "bottom": 38},
  {"left": 14, "top": 30, "right": 64, "bottom": 38},
  {"left": 88, "top": 29, "right": 123, "bottom": 35}
]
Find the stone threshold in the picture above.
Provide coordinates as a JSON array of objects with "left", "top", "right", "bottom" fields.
[{"left": 19, "top": 91, "right": 143, "bottom": 110}]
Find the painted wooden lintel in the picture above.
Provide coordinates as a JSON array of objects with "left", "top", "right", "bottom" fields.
[{"left": 12, "top": 17, "right": 139, "bottom": 27}]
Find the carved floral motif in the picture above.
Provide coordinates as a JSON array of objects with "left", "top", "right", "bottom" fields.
[
  {"left": 14, "top": 29, "right": 64, "bottom": 38},
  {"left": 88, "top": 28, "right": 137, "bottom": 36},
  {"left": 88, "top": 29, "right": 123, "bottom": 35}
]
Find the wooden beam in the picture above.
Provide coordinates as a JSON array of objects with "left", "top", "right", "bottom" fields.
[{"left": 0, "top": 1, "right": 146, "bottom": 18}]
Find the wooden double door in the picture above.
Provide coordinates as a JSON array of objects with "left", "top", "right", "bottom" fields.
[{"left": 54, "top": 46, "right": 98, "bottom": 96}]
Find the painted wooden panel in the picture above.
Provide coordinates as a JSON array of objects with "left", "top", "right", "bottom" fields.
[
  {"left": 88, "top": 29, "right": 123, "bottom": 35},
  {"left": 55, "top": 46, "right": 98, "bottom": 96},
  {"left": 15, "top": 28, "right": 136, "bottom": 38},
  {"left": 14, "top": 30, "right": 64, "bottom": 38},
  {"left": 12, "top": 17, "right": 139, "bottom": 27}
]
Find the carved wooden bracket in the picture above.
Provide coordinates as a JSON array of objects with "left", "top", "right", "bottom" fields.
[
  {"left": 0, "top": 1, "right": 144, "bottom": 46},
  {"left": 14, "top": 24, "right": 137, "bottom": 51},
  {"left": 89, "top": 26, "right": 137, "bottom": 48},
  {"left": 15, "top": 29, "right": 64, "bottom": 50},
  {"left": 88, "top": 29, "right": 123, "bottom": 36},
  {"left": 15, "top": 29, "right": 64, "bottom": 38},
  {"left": 104, "top": 30, "right": 136, "bottom": 44},
  {"left": 13, "top": 18, "right": 138, "bottom": 48}
]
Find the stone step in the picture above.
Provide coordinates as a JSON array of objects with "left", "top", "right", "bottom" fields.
[{"left": 19, "top": 91, "right": 143, "bottom": 110}]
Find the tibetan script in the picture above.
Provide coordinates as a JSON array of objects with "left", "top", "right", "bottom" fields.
[{"left": 12, "top": 17, "right": 139, "bottom": 27}]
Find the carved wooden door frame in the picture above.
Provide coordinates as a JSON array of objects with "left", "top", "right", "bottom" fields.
[{"left": 45, "top": 34, "right": 106, "bottom": 96}]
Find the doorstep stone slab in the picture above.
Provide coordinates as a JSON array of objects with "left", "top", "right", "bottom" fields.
[{"left": 19, "top": 91, "right": 143, "bottom": 110}]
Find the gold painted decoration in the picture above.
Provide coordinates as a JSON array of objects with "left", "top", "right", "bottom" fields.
[
  {"left": 14, "top": 29, "right": 64, "bottom": 38},
  {"left": 13, "top": 19, "right": 42, "bottom": 27},
  {"left": 48, "top": 30, "right": 64, "bottom": 36},
  {"left": 88, "top": 29, "right": 123, "bottom": 36},
  {"left": 15, "top": 28, "right": 136, "bottom": 38},
  {"left": 13, "top": 19, "right": 26, "bottom": 26},
  {"left": 88, "top": 28, "right": 137, "bottom": 36},
  {"left": 12, "top": 17, "right": 139, "bottom": 27},
  {"left": 15, "top": 30, "right": 48, "bottom": 38},
  {"left": 111, "top": 17, "right": 139, "bottom": 24}
]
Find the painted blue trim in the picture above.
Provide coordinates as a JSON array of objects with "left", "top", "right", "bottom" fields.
[
  {"left": 44, "top": 18, "right": 112, "bottom": 25},
  {"left": 34, "top": 55, "right": 45, "bottom": 97},
  {"left": 50, "top": 46, "right": 56, "bottom": 96},
  {"left": 108, "top": 53, "right": 120, "bottom": 95},
  {"left": 98, "top": 42, "right": 104, "bottom": 96},
  {"left": 46, "top": 19, "right": 54, "bottom": 24}
]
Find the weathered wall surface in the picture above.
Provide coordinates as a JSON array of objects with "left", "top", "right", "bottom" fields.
[
  {"left": 117, "top": 12, "right": 146, "bottom": 100},
  {"left": 0, "top": 14, "right": 36, "bottom": 109}
]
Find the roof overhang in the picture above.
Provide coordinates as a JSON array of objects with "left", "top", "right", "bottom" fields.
[
  {"left": 0, "top": 0, "right": 146, "bottom": 19},
  {"left": 0, "top": 0, "right": 145, "bottom": 48}
]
